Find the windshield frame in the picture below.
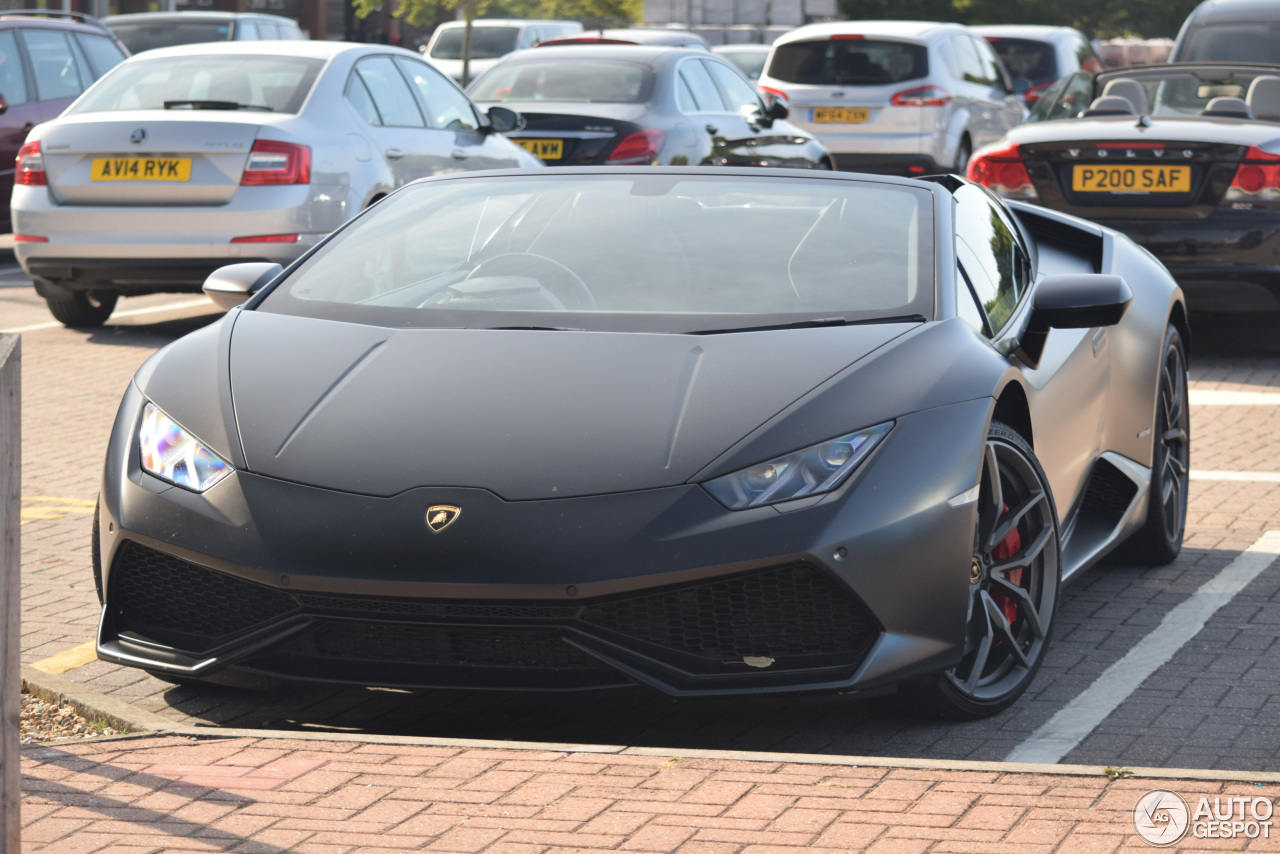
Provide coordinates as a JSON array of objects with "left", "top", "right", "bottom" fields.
[{"left": 252, "top": 169, "right": 938, "bottom": 333}]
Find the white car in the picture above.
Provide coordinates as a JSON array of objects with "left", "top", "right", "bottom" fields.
[
  {"left": 757, "top": 20, "right": 1025, "bottom": 175},
  {"left": 11, "top": 40, "right": 540, "bottom": 327},
  {"left": 421, "top": 19, "right": 583, "bottom": 82}
]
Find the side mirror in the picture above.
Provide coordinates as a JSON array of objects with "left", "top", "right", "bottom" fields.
[
  {"left": 1013, "top": 78, "right": 1032, "bottom": 96},
  {"left": 202, "top": 262, "right": 282, "bottom": 311},
  {"left": 0, "top": 93, "right": 8, "bottom": 116},
  {"left": 765, "top": 98, "right": 789, "bottom": 121},
  {"left": 1018, "top": 274, "right": 1133, "bottom": 366},
  {"left": 485, "top": 106, "right": 522, "bottom": 134}
]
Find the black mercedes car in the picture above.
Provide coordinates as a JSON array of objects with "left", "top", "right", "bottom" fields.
[
  {"left": 466, "top": 45, "right": 833, "bottom": 169},
  {"left": 96, "top": 167, "right": 1186, "bottom": 719},
  {"left": 968, "top": 62, "right": 1280, "bottom": 313}
]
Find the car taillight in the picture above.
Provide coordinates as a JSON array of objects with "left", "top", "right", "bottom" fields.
[
  {"left": 890, "top": 86, "right": 951, "bottom": 107},
  {"left": 759, "top": 85, "right": 788, "bottom": 102},
  {"left": 1023, "top": 81, "right": 1054, "bottom": 103},
  {"left": 241, "top": 139, "right": 310, "bottom": 186},
  {"left": 1225, "top": 145, "right": 1280, "bottom": 201},
  {"left": 15, "top": 141, "right": 45, "bottom": 186},
  {"left": 967, "top": 142, "right": 1039, "bottom": 200},
  {"left": 605, "top": 129, "right": 664, "bottom": 165}
]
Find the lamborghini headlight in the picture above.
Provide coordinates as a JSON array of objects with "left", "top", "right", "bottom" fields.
[
  {"left": 703, "top": 422, "right": 893, "bottom": 510},
  {"left": 138, "top": 403, "right": 232, "bottom": 492}
]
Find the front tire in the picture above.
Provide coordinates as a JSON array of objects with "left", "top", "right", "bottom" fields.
[
  {"left": 1123, "top": 325, "right": 1189, "bottom": 565},
  {"left": 953, "top": 137, "right": 972, "bottom": 175},
  {"left": 899, "top": 422, "right": 1061, "bottom": 719},
  {"left": 45, "top": 291, "right": 117, "bottom": 328}
]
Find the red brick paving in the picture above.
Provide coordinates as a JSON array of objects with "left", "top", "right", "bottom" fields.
[{"left": 21, "top": 736, "right": 1280, "bottom": 852}]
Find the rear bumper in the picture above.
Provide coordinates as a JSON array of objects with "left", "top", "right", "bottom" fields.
[
  {"left": 26, "top": 257, "right": 288, "bottom": 294},
  {"left": 1095, "top": 211, "right": 1280, "bottom": 312}
]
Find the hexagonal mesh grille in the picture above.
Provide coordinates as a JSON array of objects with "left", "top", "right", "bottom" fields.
[
  {"left": 110, "top": 541, "right": 298, "bottom": 642},
  {"left": 580, "top": 563, "right": 874, "bottom": 660},
  {"left": 282, "top": 621, "right": 602, "bottom": 669},
  {"left": 295, "top": 594, "right": 580, "bottom": 621}
]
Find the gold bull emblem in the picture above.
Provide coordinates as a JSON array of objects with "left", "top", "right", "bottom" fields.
[{"left": 426, "top": 505, "right": 460, "bottom": 533}]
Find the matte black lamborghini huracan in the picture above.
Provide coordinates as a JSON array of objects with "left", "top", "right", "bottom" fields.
[
  {"left": 968, "top": 62, "right": 1280, "bottom": 314},
  {"left": 96, "top": 167, "right": 1189, "bottom": 718}
]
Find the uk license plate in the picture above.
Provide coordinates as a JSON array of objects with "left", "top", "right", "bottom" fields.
[
  {"left": 91, "top": 157, "right": 192, "bottom": 182},
  {"left": 812, "top": 107, "right": 870, "bottom": 123},
  {"left": 1071, "top": 164, "right": 1191, "bottom": 193},
  {"left": 511, "top": 138, "right": 564, "bottom": 160}
]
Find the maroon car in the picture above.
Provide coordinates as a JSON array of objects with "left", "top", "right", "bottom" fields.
[{"left": 0, "top": 11, "right": 127, "bottom": 232}]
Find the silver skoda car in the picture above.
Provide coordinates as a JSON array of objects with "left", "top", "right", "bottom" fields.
[
  {"left": 757, "top": 20, "right": 1025, "bottom": 176},
  {"left": 12, "top": 41, "right": 540, "bottom": 327}
]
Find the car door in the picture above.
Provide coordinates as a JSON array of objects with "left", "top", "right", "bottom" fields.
[
  {"left": 685, "top": 58, "right": 762, "bottom": 166},
  {"left": 0, "top": 30, "right": 41, "bottom": 231},
  {"left": 347, "top": 55, "right": 443, "bottom": 187},
  {"left": 704, "top": 58, "right": 816, "bottom": 168},
  {"left": 971, "top": 35, "right": 1024, "bottom": 136},
  {"left": 393, "top": 56, "right": 524, "bottom": 171},
  {"left": 955, "top": 184, "right": 1109, "bottom": 512},
  {"left": 19, "top": 28, "right": 92, "bottom": 123},
  {"left": 675, "top": 57, "right": 724, "bottom": 165}
]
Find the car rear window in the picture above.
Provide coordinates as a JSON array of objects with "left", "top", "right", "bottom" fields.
[
  {"left": 430, "top": 26, "right": 519, "bottom": 60},
  {"left": 259, "top": 173, "right": 934, "bottom": 332},
  {"left": 766, "top": 39, "right": 928, "bottom": 85},
  {"left": 68, "top": 54, "right": 324, "bottom": 115},
  {"left": 107, "top": 20, "right": 232, "bottom": 53},
  {"left": 986, "top": 38, "right": 1057, "bottom": 83},
  {"left": 1179, "top": 23, "right": 1280, "bottom": 64},
  {"left": 469, "top": 60, "right": 652, "bottom": 103}
]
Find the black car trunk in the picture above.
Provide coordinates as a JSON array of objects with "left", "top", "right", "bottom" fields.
[
  {"left": 1021, "top": 139, "right": 1247, "bottom": 220},
  {"left": 506, "top": 110, "right": 642, "bottom": 165}
]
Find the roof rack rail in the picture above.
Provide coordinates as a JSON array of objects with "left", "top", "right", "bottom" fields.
[{"left": 0, "top": 9, "right": 110, "bottom": 32}]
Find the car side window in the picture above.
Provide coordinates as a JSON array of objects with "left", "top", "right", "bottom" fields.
[
  {"left": 394, "top": 57, "right": 478, "bottom": 131},
  {"left": 21, "top": 30, "right": 88, "bottom": 101},
  {"left": 75, "top": 33, "right": 126, "bottom": 79},
  {"left": 936, "top": 38, "right": 961, "bottom": 81},
  {"left": 954, "top": 184, "right": 1028, "bottom": 334},
  {"left": 956, "top": 267, "right": 990, "bottom": 335},
  {"left": 969, "top": 36, "right": 1006, "bottom": 89},
  {"left": 345, "top": 72, "right": 381, "bottom": 125},
  {"left": 354, "top": 56, "right": 425, "bottom": 128},
  {"left": 0, "top": 31, "right": 30, "bottom": 105},
  {"left": 1027, "top": 70, "right": 1092, "bottom": 122},
  {"left": 950, "top": 35, "right": 987, "bottom": 85},
  {"left": 258, "top": 22, "right": 280, "bottom": 39},
  {"left": 237, "top": 21, "right": 260, "bottom": 40},
  {"left": 705, "top": 59, "right": 762, "bottom": 115},
  {"left": 678, "top": 60, "right": 724, "bottom": 112}
]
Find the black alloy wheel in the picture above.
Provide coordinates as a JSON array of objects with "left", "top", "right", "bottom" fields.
[
  {"left": 1125, "top": 325, "right": 1190, "bottom": 565},
  {"left": 901, "top": 422, "right": 1060, "bottom": 718}
]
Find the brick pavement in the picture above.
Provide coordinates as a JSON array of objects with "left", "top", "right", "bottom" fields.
[
  {"left": 8, "top": 283, "right": 1280, "bottom": 770},
  {"left": 21, "top": 734, "right": 1280, "bottom": 853}
]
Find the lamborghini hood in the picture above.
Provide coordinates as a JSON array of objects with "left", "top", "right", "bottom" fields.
[{"left": 226, "top": 311, "right": 917, "bottom": 499}]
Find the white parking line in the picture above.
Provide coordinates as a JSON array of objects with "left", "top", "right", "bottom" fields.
[
  {"left": 0, "top": 297, "right": 215, "bottom": 334},
  {"left": 1006, "top": 529, "right": 1280, "bottom": 765},
  {"left": 1191, "top": 470, "right": 1280, "bottom": 483},
  {"left": 1189, "top": 389, "right": 1280, "bottom": 405}
]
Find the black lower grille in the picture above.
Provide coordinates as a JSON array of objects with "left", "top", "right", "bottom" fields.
[
  {"left": 110, "top": 541, "right": 298, "bottom": 649},
  {"left": 580, "top": 564, "right": 873, "bottom": 661},
  {"left": 108, "top": 543, "right": 878, "bottom": 681},
  {"left": 1080, "top": 459, "right": 1139, "bottom": 526}
]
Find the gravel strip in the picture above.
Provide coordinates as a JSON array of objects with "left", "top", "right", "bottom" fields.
[{"left": 21, "top": 691, "right": 121, "bottom": 744}]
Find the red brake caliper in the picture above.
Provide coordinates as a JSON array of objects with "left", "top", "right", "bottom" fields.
[{"left": 990, "top": 503, "right": 1022, "bottom": 626}]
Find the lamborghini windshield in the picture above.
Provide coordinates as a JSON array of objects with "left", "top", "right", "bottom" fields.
[{"left": 259, "top": 173, "right": 934, "bottom": 333}]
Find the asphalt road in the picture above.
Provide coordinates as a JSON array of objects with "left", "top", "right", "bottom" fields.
[{"left": 8, "top": 272, "right": 1280, "bottom": 773}]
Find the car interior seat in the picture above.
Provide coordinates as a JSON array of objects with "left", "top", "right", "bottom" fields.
[
  {"left": 1082, "top": 95, "right": 1136, "bottom": 117},
  {"left": 1201, "top": 96, "right": 1251, "bottom": 118},
  {"left": 1101, "top": 78, "right": 1149, "bottom": 114},
  {"left": 1247, "top": 75, "right": 1280, "bottom": 122}
]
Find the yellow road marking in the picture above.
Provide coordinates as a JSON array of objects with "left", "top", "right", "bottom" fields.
[
  {"left": 20, "top": 496, "right": 96, "bottom": 526},
  {"left": 31, "top": 641, "right": 98, "bottom": 675}
]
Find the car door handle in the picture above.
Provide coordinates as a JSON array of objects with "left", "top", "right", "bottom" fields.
[
  {"left": 705, "top": 124, "right": 719, "bottom": 135},
  {"left": 385, "top": 148, "right": 405, "bottom": 160},
  {"left": 451, "top": 149, "right": 470, "bottom": 160}
]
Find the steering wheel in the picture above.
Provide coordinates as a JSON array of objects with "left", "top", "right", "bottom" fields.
[{"left": 464, "top": 253, "right": 596, "bottom": 310}]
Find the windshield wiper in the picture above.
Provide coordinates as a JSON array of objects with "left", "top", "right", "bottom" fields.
[
  {"left": 686, "top": 314, "right": 926, "bottom": 335},
  {"left": 163, "top": 100, "right": 273, "bottom": 111}
]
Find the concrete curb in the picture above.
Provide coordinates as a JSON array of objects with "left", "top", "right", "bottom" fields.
[{"left": 22, "top": 666, "right": 1280, "bottom": 784}]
